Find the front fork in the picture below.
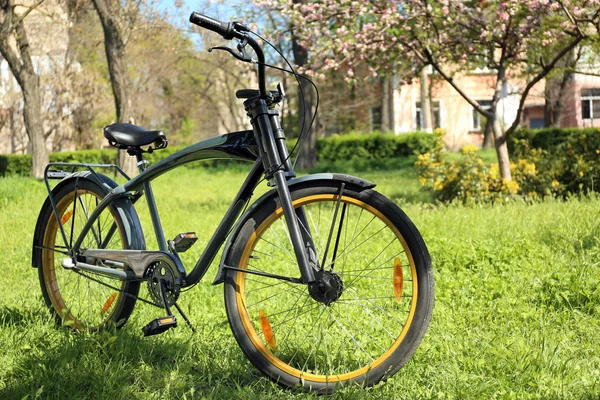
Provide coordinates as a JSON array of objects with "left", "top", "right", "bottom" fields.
[{"left": 249, "top": 99, "right": 318, "bottom": 284}]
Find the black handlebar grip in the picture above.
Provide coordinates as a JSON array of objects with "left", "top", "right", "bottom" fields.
[{"left": 189, "top": 12, "right": 234, "bottom": 39}]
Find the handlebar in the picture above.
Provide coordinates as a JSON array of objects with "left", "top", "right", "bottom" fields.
[{"left": 189, "top": 12, "right": 267, "bottom": 97}]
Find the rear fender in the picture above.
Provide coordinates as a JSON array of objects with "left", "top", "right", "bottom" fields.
[{"left": 31, "top": 172, "right": 145, "bottom": 268}]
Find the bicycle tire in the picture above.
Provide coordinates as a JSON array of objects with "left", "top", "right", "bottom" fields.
[
  {"left": 36, "top": 177, "right": 142, "bottom": 330},
  {"left": 223, "top": 183, "right": 434, "bottom": 392}
]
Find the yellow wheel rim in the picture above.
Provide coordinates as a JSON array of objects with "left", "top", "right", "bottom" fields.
[
  {"left": 235, "top": 194, "right": 419, "bottom": 383},
  {"left": 41, "top": 189, "right": 126, "bottom": 329}
]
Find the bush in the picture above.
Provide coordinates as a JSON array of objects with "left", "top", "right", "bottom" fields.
[
  {"left": 1, "top": 131, "right": 437, "bottom": 177},
  {"left": 510, "top": 127, "right": 600, "bottom": 194},
  {"left": 317, "top": 131, "right": 436, "bottom": 162},
  {"left": 415, "top": 129, "right": 559, "bottom": 204},
  {"left": 0, "top": 154, "right": 32, "bottom": 177}
]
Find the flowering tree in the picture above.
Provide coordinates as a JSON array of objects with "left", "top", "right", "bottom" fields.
[{"left": 272, "top": 0, "right": 600, "bottom": 181}]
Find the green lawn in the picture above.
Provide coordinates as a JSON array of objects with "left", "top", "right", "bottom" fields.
[{"left": 1, "top": 163, "right": 599, "bottom": 399}]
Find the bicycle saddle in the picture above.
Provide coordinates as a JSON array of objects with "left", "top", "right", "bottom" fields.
[{"left": 104, "top": 123, "right": 167, "bottom": 149}]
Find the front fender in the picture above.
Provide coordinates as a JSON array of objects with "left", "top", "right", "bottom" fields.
[{"left": 212, "top": 173, "right": 375, "bottom": 285}]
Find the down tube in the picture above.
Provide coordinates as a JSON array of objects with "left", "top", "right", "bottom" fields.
[{"left": 183, "top": 159, "right": 265, "bottom": 287}]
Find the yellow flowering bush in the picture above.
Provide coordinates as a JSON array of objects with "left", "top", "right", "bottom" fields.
[
  {"left": 510, "top": 128, "right": 600, "bottom": 194},
  {"left": 415, "top": 131, "right": 559, "bottom": 204}
]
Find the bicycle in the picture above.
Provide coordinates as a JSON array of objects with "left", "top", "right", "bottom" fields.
[{"left": 31, "top": 12, "right": 434, "bottom": 393}]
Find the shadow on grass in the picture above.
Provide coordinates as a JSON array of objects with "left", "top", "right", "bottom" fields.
[
  {"left": 1, "top": 309, "right": 275, "bottom": 399},
  {"left": 0, "top": 305, "right": 49, "bottom": 327}
]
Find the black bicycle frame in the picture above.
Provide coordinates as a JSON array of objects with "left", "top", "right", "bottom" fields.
[
  {"left": 50, "top": 28, "right": 318, "bottom": 288},
  {"left": 60, "top": 104, "right": 316, "bottom": 287}
]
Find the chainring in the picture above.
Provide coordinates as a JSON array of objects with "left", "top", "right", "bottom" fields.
[{"left": 146, "top": 260, "right": 181, "bottom": 307}]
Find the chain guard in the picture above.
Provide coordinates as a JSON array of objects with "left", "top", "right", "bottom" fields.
[{"left": 146, "top": 260, "right": 181, "bottom": 307}]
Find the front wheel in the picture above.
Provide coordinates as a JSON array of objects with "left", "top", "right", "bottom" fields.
[{"left": 224, "top": 183, "right": 434, "bottom": 392}]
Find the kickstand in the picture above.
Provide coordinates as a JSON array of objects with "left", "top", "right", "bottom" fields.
[{"left": 173, "top": 302, "right": 196, "bottom": 333}]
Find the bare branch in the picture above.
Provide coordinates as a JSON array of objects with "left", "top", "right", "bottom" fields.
[{"left": 504, "top": 34, "right": 584, "bottom": 138}]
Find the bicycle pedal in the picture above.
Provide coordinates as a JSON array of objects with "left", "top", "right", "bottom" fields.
[
  {"left": 142, "top": 316, "right": 177, "bottom": 337},
  {"left": 172, "top": 232, "right": 198, "bottom": 252}
]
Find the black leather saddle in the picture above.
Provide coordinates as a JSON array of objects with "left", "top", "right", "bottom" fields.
[{"left": 104, "top": 123, "right": 168, "bottom": 151}]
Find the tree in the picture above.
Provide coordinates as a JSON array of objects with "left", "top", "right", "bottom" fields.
[
  {"left": 90, "top": 0, "right": 138, "bottom": 175},
  {"left": 276, "top": 0, "right": 600, "bottom": 180},
  {"left": 0, "top": 0, "right": 48, "bottom": 178}
]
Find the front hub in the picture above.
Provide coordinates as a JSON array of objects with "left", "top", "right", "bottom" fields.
[{"left": 308, "top": 270, "right": 344, "bottom": 305}]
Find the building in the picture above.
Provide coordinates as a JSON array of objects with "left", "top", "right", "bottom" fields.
[{"left": 390, "top": 67, "right": 600, "bottom": 150}]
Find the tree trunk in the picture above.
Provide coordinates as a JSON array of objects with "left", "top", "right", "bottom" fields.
[
  {"left": 491, "top": 115, "right": 512, "bottom": 181},
  {"left": 0, "top": 15, "right": 48, "bottom": 178},
  {"left": 91, "top": 0, "right": 137, "bottom": 177},
  {"left": 291, "top": 0, "right": 316, "bottom": 170},
  {"left": 420, "top": 66, "right": 432, "bottom": 132},
  {"left": 380, "top": 76, "right": 394, "bottom": 132},
  {"left": 22, "top": 78, "right": 48, "bottom": 178},
  {"left": 482, "top": 118, "right": 493, "bottom": 148},
  {"left": 9, "top": 107, "right": 16, "bottom": 154}
]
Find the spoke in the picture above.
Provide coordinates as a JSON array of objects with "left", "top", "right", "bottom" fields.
[
  {"left": 259, "top": 235, "right": 296, "bottom": 265},
  {"left": 343, "top": 286, "right": 410, "bottom": 327},
  {"left": 78, "top": 196, "right": 101, "bottom": 246},
  {"left": 325, "top": 219, "right": 383, "bottom": 270},
  {"left": 324, "top": 306, "right": 375, "bottom": 365},
  {"left": 245, "top": 291, "right": 286, "bottom": 309},
  {"left": 337, "top": 295, "right": 411, "bottom": 301},
  {"left": 244, "top": 279, "right": 289, "bottom": 294},
  {"left": 341, "top": 253, "right": 404, "bottom": 274},
  {"left": 306, "top": 207, "right": 324, "bottom": 255},
  {"left": 271, "top": 301, "right": 320, "bottom": 334},
  {"left": 287, "top": 303, "right": 327, "bottom": 368},
  {"left": 341, "top": 290, "right": 397, "bottom": 340},
  {"left": 253, "top": 249, "right": 293, "bottom": 264},
  {"left": 346, "top": 238, "right": 397, "bottom": 288},
  {"left": 300, "top": 305, "right": 330, "bottom": 374}
]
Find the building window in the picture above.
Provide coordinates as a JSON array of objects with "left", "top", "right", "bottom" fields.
[
  {"left": 581, "top": 88, "right": 600, "bottom": 120},
  {"left": 371, "top": 106, "right": 382, "bottom": 131},
  {"left": 472, "top": 100, "right": 493, "bottom": 131},
  {"left": 530, "top": 119, "right": 545, "bottom": 129},
  {"left": 416, "top": 101, "right": 441, "bottom": 130}
]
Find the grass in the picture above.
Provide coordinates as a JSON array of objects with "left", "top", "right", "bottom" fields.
[{"left": 1, "top": 160, "right": 599, "bottom": 399}]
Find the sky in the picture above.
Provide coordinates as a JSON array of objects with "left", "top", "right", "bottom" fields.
[{"left": 157, "top": 0, "right": 245, "bottom": 29}]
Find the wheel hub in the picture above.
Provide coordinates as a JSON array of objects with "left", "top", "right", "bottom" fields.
[{"left": 308, "top": 270, "right": 344, "bottom": 305}]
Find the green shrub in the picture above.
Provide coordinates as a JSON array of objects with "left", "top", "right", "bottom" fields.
[
  {"left": 510, "top": 127, "right": 600, "bottom": 194},
  {"left": 1, "top": 131, "right": 436, "bottom": 177},
  {"left": 317, "top": 131, "right": 435, "bottom": 162},
  {"left": 415, "top": 130, "right": 559, "bottom": 204},
  {"left": 0, "top": 154, "right": 32, "bottom": 176}
]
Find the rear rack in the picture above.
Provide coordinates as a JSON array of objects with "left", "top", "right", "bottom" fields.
[{"left": 43, "top": 162, "right": 132, "bottom": 252}]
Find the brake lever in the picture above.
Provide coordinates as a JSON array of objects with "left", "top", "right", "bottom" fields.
[{"left": 208, "top": 37, "right": 252, "bottom": 62}]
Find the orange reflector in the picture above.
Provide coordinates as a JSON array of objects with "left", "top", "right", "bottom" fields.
[
  {"left": 259, "top": 309, "right": 276, "bottom": 350},
  {"left": 60, "top": 210, "right": 73, "bottom": 225},
  {"left": 101, "top": 292, "right": 118, "bottom": 315},
  {"left": 393, "top": 257, "right": 404, "bottom": 302},
  {"left": 159, "top": 316, "right": 175, "bottom": 324}
]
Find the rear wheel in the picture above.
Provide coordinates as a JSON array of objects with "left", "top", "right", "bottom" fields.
[
  {"left": 38, "top": 178, "right": 141, "bottom": 329},
  {"left": 224, "top": 183, "right": 434, "bottom": 392}
]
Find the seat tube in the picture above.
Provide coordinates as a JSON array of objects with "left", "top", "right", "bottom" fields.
[
  {"left": 136, "top": 153, "right": 168, "bottom": 252},
  {"left": 250, "top": 101, "right": 316, "bottom": 284}
]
